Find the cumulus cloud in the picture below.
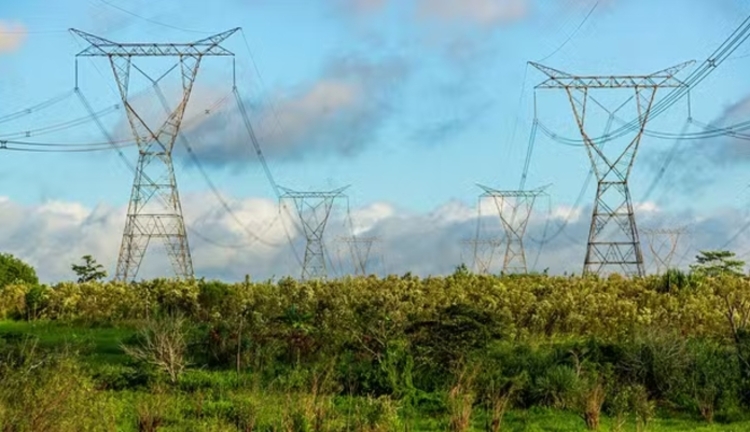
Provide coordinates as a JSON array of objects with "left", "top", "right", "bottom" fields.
[
  {"left": 0, "top": 22, "right": 26, "bottom": 53},
  {"left": 417, "top": 0, "right": 529, "bottom": 27},
  {"left": 179, "top": 55, "right": 409, "bottom": 167},
  {"left": 1, "top": 190, "right": 746, "bottom": 283}
]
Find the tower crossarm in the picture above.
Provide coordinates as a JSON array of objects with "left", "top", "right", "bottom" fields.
[
  {"left": 70, "top": 28, "right": 239, "bottom": 57},
  {"left": 477, "top": 183, "right": 550, "bottom": 198},
  {"left": 529, "top": 61, "right": 694, "bottom": 89},
  {"left": 278, "top": 186, "right": 351, "bottom": 200}
]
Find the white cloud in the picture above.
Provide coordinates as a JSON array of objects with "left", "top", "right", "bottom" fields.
[
  {"left": 0, "top": 192, "right": 746, "bottom": 282},
  {"left": 417, "top": 0, "right": 529, "bottom": 26},
  {"left": 0, "top": 22, "right": 26, "bottom": 53},
  {"left": 335, "top": 0, "right": 389, "bottom": 15}
]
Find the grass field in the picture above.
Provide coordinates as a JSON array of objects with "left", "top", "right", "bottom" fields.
[{"left": 2, "top": 319, "right": 748, "bottom": 431}]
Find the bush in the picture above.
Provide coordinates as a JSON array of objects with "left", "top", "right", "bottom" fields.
[
  {"left": 121, "top": 313, "right": 191, "bottom": 384},
  {"left": 0, "top": 344, "right": 115, "bottom": 431},
  {"left": 0, "top": 253, "right": 38, "bottom": 289}
]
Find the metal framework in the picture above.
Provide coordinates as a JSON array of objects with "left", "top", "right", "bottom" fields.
[
  {"left": 338, "top": 236, "right": 380, "bottom": 276},
  {"left": 461, "top": 237, "right": 504, "bottom": 274},
  {"left": 477, "top": 185, "right": 548, "bottom": 274},
  {"left": 280, "top": 186, "right": 349, "bottom": 280},
  {"left": 71, "top": 28, "right": 238, "bottom": 282},
  {"left": 530, "top": 61, "right": 692, "bottom": 277},
  {"left": 642, "top": 227, "right": 687, "bottom": 274}
]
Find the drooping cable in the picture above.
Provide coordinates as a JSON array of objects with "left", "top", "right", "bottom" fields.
[
  {"left": 536, "top": 0, "right": 600, "bottom": 63},
  {"left": 0, "top": 91, "right": 74, "bottom": 124},
  {"left": 96, "top": 0, "right": 214, "bottom": 34},
  {"left": 148, "top": 81, "right": 286, "bottom": 249}
]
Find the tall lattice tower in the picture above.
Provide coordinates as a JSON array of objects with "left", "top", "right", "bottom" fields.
[
  {"left": 280, "top": 186, "right": 349, "bottom": 280},
  {"left": 530, "top": 61, "right": 692, "bottom": 277},
  {"left": 71, "top": 28, "right": 239, "bottom": 281},
  {"left": 642, "top": 227, "right": 687, "bottom": 274},
  {"left": 477, "top": 185, "right": 548, "bottom": 274}
]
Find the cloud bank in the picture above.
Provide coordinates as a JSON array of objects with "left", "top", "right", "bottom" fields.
[{"left": 0, "top": 192, "right": 745, "bottom": 283}]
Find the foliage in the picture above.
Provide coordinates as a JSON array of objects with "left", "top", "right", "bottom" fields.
[
  {"left": 690, "top": 250, "right": 745, "bottom": 277},
  {"left": 6, "top": 274, "right": 750, "bottom": 428},
  {"left": 0, "top": 253, "right": 37, "bottom": 290},
  {"left": 71, "top": 255, "right": 107, "bottom": 283},
  {"left": 0, "top": 340, "right": 115, "bottom": 431}
]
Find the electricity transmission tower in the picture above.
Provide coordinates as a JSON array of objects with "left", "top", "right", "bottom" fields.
[
  {"left": 280, "top": 186, "right": 349, "bottom": 280},
  {"left": 338, "top": 236, "right": 380, "bottom": 276},
  {"left": 477, "top": 185, "right": 548, "bottom": 274},
  {"left": 71, "top": 28, "right": 239, "bottom": 282},
  {"left": 530, "top": 61, "right": 692, "bottom": 277},
  {"left": 461, "top": 238, "right": 504, "bottom": 274},
  {"left": 642, "top": 227, "right": 687, "bottom": 274}
]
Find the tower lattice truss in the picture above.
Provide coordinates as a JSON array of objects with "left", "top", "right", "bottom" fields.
[
  {"left": 338, "top": 236, "right": 380, "bottom": 276},
  {"left": 280, "top": 186, "right": 348, "bottom": 280},
  {"left": 477, "top": 185, "right": 547, "bottom": 274},
  {"left": 71, "top": 28, "right": 238, "bottom": 282},
  {"left": 462, "top": 238, "right": 503, "bottom": 275},
  {"left": 530, "top": 61, "right": 692, "bottom": 277},
  {"left": 642, "top": 227, "right": 687, "bottom": 274}
]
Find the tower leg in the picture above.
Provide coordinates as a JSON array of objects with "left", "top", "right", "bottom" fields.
[
  {"left": 584, "top": 181, "right": 644, "bottom": 277},
  {"left": 115, "top": 152, "right": 193, "bottom": 281}
]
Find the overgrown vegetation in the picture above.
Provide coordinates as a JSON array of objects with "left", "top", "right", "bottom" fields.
[{"left": 3, "top": 262, "right": 750, "bottom": 429}]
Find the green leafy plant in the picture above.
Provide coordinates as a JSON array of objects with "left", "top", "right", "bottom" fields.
[
  {"left": 690, "top": 250, "right": 745, "bottom": 277},
  {"left": 0, "top": 253, "right": 38, "bottom": 289},
  {"left": 71, "top": 254, "right": 107, "bottom": 283}
]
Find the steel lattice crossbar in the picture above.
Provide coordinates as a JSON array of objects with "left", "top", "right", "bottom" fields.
[
  {"left": 531, "top": 61, "right": 691, "bottom": 277},
  {"left": 72, "top": 29, "right": 238, "bottom": 282},
  {"left": 70, "top": 29, "right": 239, "bottom": 57},
  {"left": 529, "top": 61, "right": 694, "bottom": 89},
  {"left": 280, "top": 186, "right": 349, "bottom": 280}
]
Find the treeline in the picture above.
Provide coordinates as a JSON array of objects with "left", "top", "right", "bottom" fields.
[{"left": 1, "top": 271, "right": 750, "bottom": 428}]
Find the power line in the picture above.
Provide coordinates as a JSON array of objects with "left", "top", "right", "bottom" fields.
[
  {"left": 0, "top": 91, "right": 74, "bottom": 124},
  {"left": 533, "top": 12, "right": 750, "bottom": 147},
  {"left": 96, "top": 0, "right": 214, "bottom": 34},
  {"left": 536, "top": 0, "right": 600, "bottom": 63}
]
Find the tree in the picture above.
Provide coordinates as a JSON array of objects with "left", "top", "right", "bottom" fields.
[
  {"left": 0, "top": 253, "right": 38, "bottom": 289},
  {"left": 690, "top": 250, "right": 745, "bottom": 277},
  {"left": 71, "top": 255, "right": 107, "bottom": 283}
]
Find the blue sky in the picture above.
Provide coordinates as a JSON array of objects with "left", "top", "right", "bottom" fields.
[{"left": 2, "top": 0, "right": 750, "bottom": 281}]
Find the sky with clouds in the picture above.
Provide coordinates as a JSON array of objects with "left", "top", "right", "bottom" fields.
[{"left": 2, "top": 0, "right": 750, "bottom": 282}]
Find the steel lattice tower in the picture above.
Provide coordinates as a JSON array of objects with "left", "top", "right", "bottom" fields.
[
  {"left": 461, "top": 238, "right": 504, "bottom": 274},
  {"left": 477, "top": 185, "right": 548, "bottom": 274},
  {"left": 530, "top": 61, "right": 692, "bottom": 277},
  {"left": 642, "top": 227, "right": 687, "bottom": 274},
  {"left": 338, "top": 236, "right": 380, "bottom": 276},
  {"left": 71, "top": 28, "right": 238, "bottom": 282},
  {"left": 280, "top": 186, "right": 348, "bottom": 280}
]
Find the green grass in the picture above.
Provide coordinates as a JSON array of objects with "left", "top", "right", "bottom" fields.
[
  {"left": 3, "top": 320, "right": 750, "bottom": 431},
  {"left": 0, "top": 320, "right": 135, "bottom": 365}
]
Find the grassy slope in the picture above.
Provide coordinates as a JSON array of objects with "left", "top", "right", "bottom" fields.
[{"left": 2, "top": 320, "right": 750, "bottom": 431}]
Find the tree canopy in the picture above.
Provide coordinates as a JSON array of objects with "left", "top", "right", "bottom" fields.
[
  {"left": 0, "top": 253, "right": 38, "bottom": 288},
  {"left": 690, "top": 250, "right": 745, "bottom": 277}
]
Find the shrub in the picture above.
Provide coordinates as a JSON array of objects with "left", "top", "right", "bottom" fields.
[
  {"left": 0, "top": 253, "right": 38, "bottom": 289},
  {"left": 122, "top": 313, "right": 191, "bottom": 384},
  {"left": 0, "top": 344, "right": 115, "bottom": 431}
]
